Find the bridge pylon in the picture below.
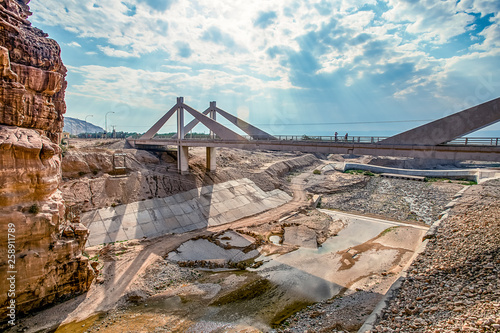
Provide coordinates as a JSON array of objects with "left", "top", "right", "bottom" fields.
[{"left": 139, "top": 97, "right": 273, "bottom": 174}]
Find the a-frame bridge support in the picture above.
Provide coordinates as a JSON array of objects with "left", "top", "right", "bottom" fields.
[{"left": 139, "top": 97, "right": 274, "bottom": 174}]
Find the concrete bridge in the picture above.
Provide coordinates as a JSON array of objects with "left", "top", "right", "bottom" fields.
[{"left": 127, "top": 97, "right": 500, "bottom": 174}]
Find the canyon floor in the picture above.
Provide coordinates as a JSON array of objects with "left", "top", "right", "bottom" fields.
[{"left": 8, "top": 139, "right": 500, "bottom": 333}]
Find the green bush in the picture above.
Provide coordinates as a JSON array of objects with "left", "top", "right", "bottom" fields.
[{"left": 313, "top": 169, "right": 321, "bottom": 175}]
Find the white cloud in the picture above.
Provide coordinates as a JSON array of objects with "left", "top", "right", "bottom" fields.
[
  {"left": 30, "top": 0, "right": 500, "bottom": 104},
  {"left": 66, "top": 41, "right": 81, "bottom": 47}
]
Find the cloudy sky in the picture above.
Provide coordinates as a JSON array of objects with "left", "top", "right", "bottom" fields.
[{"left": 30, "top": 0, "right": 500, "bottom": 136}]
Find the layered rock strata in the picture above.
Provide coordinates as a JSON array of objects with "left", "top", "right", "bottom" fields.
[{"left": 0, "top": 0, "right": 92, "bottom": 323}]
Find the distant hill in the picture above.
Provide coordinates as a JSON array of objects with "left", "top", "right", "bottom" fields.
[{"left": 63, "top": 117, "right": 104, "bottom": 135}]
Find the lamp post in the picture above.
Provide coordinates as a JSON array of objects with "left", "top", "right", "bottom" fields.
[
  {"left": 84, "top": 114, "right": 93, "bottom": 138},
  {"left": 105, "top": 111, "right": 115, "bottom": 138}
]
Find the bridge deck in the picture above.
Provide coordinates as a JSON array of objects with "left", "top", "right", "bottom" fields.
[{"left": 129, "top": 137, "right": 500, "bottom": 162}]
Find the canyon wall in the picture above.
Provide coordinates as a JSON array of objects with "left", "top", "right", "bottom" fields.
[{"left": 0, "top": 0, "right": 93, "bottom": 323}]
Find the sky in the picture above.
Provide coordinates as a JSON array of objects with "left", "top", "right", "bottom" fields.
[{"left": 30, "top": 0, "right": 500, "bottom": 137}]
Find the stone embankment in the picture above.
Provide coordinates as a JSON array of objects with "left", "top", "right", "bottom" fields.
[{"left": 367, "top": 179, "right": 500, "bottom": 332}]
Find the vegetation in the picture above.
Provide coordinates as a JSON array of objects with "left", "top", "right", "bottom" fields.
[
  {"left": 313, "top": 169, "right": 321, "bottom": 175},
  {"left": 345, "top": 169, "right": 375, "bottom": 176}
]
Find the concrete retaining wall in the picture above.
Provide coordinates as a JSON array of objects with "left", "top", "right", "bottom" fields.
[
  {"left": 81, "top": 178, "right": 292, "bottom": 247},
  {"left": 341, "top": 162, "right": 488, "bottom": 182}
]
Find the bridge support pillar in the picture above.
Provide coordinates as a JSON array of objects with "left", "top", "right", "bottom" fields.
[
  {"left": 206, "top": 147, "right": 216, "bottom": 172},
  {"left": 178, "top": 145, "right": 189, "bottom": 175}
]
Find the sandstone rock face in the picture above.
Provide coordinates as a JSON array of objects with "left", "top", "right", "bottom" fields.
[{"left": 0, "top": 0, "right": 92, "bottom": 323}]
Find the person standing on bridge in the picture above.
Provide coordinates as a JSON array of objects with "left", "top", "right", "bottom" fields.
[
  {"left": 345, "top": 133, "right": 348, "bottom": 141},
  {"left": 334, "top": 132, "right": 338, "bottom": 142}
]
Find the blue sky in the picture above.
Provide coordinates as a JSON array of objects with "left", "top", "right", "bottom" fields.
[{"left": 30, "top": 0, "right": 500, "bottom": 136}]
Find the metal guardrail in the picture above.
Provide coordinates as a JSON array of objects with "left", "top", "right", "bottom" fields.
[
  {"left": 129, "top": 135, "right": 500, "bottom": 147},
  {"left": 444, "top": 137, "right": 500, "bottom": 146}
]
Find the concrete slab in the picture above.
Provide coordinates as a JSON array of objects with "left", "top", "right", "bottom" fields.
[
  {"left": 186, "top": 212, "right": 203, "bottom": 225},
  {"left": 224, "top": 198, "right": 241, "bottom": 210},
  {"left": 152, "top": 219, "right": 171, "bottom": 234},
  {"left": 213, "top": 202, "right": 228, "bottom": 215},
  {"left": 123, "top": 225, "right": 145, "bottom": 239},
  {"left": 188, "top": 188, "right": 201, "bottom": 198},
  {"left": 87, "top": 232, "right": 110, "bottom": 247},
  {"left": 182, "top": 224, "right": 199, "bottom": 232},
  {"left": 113, "top": 204, "right": 128, "bottom": 215},
  {"left": 218, "top": 189, "right": 235, "bottom": 202},
  {"left": 107, "top": 228, "right": 128, "bottom": 243},
  {"left": 102, "top": 217, "right": 123, "bottom": 234},
  {"left": 136, "top": 210, "right": 152, "bottom": 224},
  {"left": 197, "top": 206, "right": 211, "bottom": 218},
  {"left": 158, "top": 206, "right": 174, "bottom": 219},
  {"left": 123, "top": 202, "right": 140, "bottom": 214},
  {"left": 162, "top": 196, "right": 177, "bottom": 206},
  {"left": 195, "top": 221, "right": 208, "bottom": 229},
  {"left": 169, "top": 204, "right": 185, "bottom": 216},
  {"left": 152, "top": 198, "right": 166, "bottom": 207},
  {"left": 171, "top": 227, "right": 187, "bottom": 234},
  {"left": 207, "top": 205, "right": 221, "bottom": 218},
  {"left": 228, "top": 180, "right": 241, "bottom": 187},
  {"left": 98, "top": 207, "right": 117, "bottom": 220},
  {"left": 176, "top": 214, "right": 193, "bottom": 227},
  {"left": 200, "top": 185, "right": 214, "bottom": 195},
  {"left": 164, "top": 217, "right": 182, "bottom": 230},
  {"left": 235, "top": 195, "right": 251, "bottom": 206},
  {"left": 81, "top": 211, "right": 100, "bottom": 226},
  {"left": 140, "top": 222, "right": 158, "bottom": 237},
  {"left": 172, "top": 193, "right": 185, "bottom": 204},
  {"left": 181, "top": 191, "right": 194, "bottom": 201},
  {"left": 148, "top": 208, "right": 163, "bottom": 222},
  {"left": 137, "top": 200, "right": 155, "bottom": 210},
  {"left": 178, "top": 202, "right": 194, "bottom": 214},
  {"left": 87, "top": 221, "right": 107, "bottom": 236},
  {"left": 197, "top": 194, "right": 213, "bottom": 207},
  {"left": 121, "top": 213, "right": 139, "bottom": 227}
]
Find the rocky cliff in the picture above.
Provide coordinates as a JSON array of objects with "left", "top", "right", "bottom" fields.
[{"left": 0, "top": 0, "right": 93, "bottom": 324}]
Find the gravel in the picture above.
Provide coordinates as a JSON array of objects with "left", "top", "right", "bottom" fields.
[
  {"left": 321, "top": 176, "right": 464, "bottom": 224},
  {"left": 368, "top": 179, "right": 500, "bottom": 332}
]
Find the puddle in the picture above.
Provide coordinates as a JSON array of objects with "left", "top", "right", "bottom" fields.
[
  {"left": 269, "top": 235, "right": 281, "bottom": 245},
  {"left": 251, "top": 217, "right": 410, "bottom": 302},
  {"left": 61, "top": 215, "right": 425, "bottom": 332}
]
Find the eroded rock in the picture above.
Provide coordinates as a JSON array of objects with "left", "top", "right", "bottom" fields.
[{"left": 0, "top": 0, "right": 92, "bottom": 322}]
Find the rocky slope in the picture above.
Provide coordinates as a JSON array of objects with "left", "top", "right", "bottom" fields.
[
  {"left": 0, "top": 0, "right": 92, "bottom": 324},
  {"left": 370, "top": 180, "right": 500, "bottom": 332},
  {"left": 63, "top": 116, "right": 104, "bottom": 135}
]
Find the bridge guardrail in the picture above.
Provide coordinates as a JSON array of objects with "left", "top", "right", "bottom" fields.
[{"left": 131, "top": 135, "right": 500, "bottom": 147}]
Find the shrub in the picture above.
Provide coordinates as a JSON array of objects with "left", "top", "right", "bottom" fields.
[{"left": 313, "top": 169, "right": 321, "bottom": 175}]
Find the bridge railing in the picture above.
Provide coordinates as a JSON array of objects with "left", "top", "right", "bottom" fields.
[
  {"left": 130, "top": 134, "right": 500, "bottom": 146},
  {"left": 444, "top": 137, "right": 500, "bottom": 146},
  {"left": 244, "top": 135, "right": 389, "bottom": 143}
]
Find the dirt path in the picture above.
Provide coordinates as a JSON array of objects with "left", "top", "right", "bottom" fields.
[
  {"left": 12, "top": 167, "right": 316, "bottom": 332},
  {"left": 209, "top": 168, "right": 314, "bottom": 232}
]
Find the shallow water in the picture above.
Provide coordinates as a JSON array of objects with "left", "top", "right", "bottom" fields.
[
  {"left": 56, "top": 214, "right": 422, "bottom": 332},
  {"left": 251, "top": 218, "right": 390, "bottom": 302}
]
